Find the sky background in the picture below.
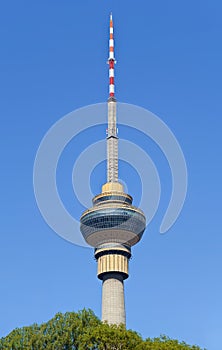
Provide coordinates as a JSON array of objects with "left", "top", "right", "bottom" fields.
[{"left": 1, "top": 1, "right": 222, "bottom": 349}]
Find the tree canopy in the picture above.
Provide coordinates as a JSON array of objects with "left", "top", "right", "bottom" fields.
[{"left": 0, "top": 309, "right": 206, "bottom": 350}]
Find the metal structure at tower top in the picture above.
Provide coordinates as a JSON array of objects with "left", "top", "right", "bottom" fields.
[
  {"left": 108, "top": 13, "right": 116, "bottom": 96},
  {"left": 107, "top": 13, "right": 118, "bottom": 183}
]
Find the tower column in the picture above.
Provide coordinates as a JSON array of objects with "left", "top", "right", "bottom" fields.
[
  {"left": 80, "top": 13, "right": 146, "bottom": 327},
  {"left": 102, "top": 273, "right": 125, "bottom": 325}
]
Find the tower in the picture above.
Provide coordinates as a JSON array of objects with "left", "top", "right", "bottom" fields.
[{"left": 80, "top": 14, "right": 146, "bottom": 325}]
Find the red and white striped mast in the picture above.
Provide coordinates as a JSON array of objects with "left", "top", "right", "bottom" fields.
[
  {"left": 108, "top": 13, "right": 115, "bottom": 97},
  {"left": 107, "top": 13, "right": 118, "bottom": 183}
]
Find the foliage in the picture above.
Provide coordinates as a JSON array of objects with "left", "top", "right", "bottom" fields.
[
  {"left": 136, "top": 335, "right": 205, "bottom": 350},
  {"left": 0, "top": 310, "right": 206, "bottom": 350},
  {"left": 79, "top": 322, "right": 142, "bottom": 350}
]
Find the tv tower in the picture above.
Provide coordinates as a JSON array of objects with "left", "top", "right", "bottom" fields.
[{"left": 80, "top": 14, "right": 146, "bottom": 325}]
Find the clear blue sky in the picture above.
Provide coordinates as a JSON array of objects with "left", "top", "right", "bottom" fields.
[{"left": 1, "top": 1, "right": 221, "bottom": 349}]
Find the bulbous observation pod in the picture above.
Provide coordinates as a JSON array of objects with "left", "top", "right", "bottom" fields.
[{"left": 80, "top": 182, "right": 146, "bottom": 248}]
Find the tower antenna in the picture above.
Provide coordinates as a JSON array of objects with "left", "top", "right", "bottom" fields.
[
  {"left": 107, "top": 13, "right": 118, "bottom": 182},
  {"left": 108, "top": 12, "right": 115, "bottom": 97}
]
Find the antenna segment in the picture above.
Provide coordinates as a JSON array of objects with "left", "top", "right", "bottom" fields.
[
  {"left": 107, "top": 13, "right": 118, "bottom": 182},
  {"left": 108, "top": 13, "right": 115, "bottom": 97}
]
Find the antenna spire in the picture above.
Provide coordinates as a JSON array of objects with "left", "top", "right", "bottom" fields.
[
  {"left": 107, "top": 13, "right": 118, "bottom": 182},
  {"left": 108, "top": 12, "right": 115, "bottom": 98}
]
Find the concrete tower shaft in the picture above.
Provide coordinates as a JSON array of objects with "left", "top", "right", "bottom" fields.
[{"left": 102, "top": 273, "right": 125, "bottom": 325}]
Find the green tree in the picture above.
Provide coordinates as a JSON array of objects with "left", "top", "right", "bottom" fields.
[
  {"left": 79, "top": 322, "right": 142, "bottom": 350},
  {"left": 136, "top": 335, "right": 205, "bottom": 350},
  {"left": 0, "top": 310, "right": 206, "bottom": 350}
]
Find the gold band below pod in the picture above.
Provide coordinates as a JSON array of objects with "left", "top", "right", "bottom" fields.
[
  {"left": 97, "top": 253, "right": 129, "bottom": 280},
  {"left": 95, "top": 245, "right": 131, "bottom": 280}
]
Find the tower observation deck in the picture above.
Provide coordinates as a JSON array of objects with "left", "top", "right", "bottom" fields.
[{"left": 80, "top": 14, "right": 146, "bottom": 325}]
